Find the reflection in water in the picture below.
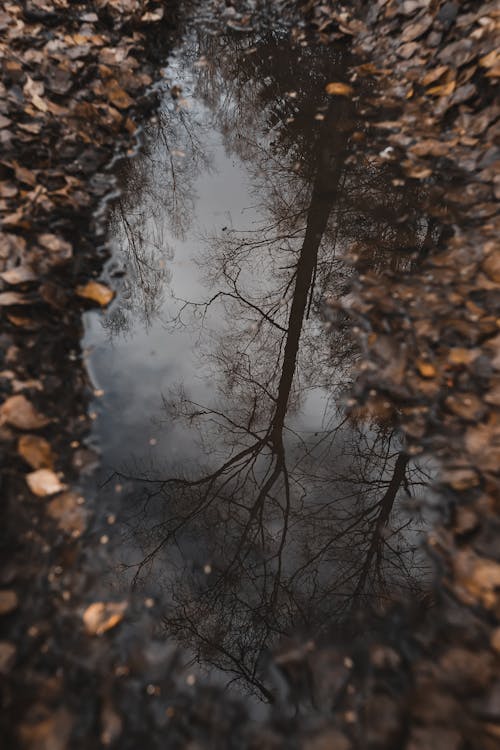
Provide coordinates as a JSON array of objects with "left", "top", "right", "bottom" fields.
[{"left": 84, "top": 31, "right": 441, "bottom": 705}]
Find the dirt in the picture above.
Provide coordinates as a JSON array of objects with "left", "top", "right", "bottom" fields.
[{"left": 0, "top": 0, "right": 499, "bottom": 748}]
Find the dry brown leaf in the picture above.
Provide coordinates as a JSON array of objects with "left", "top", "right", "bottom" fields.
[
  {"left": 38, "top": 233, "right": 73, "bottom": 263},
  {"left": 105, "top": 80, "right": 134, "bottom": 109},
  {"left": 491, "top": 628, "right": 500, "bottom": 655},
  {"left": 445, "top": 394, "right": 485, "bottom": 421},
  {"left": 447, "top": 348, "right": 480, "bottom": 366},
  {"left": 0, "top": 642, "right": 16, "bottom": 675},
  {"left": 0, "top": 394, "right": 50, "bottom": 430},
  {"left": 141, "top": 8, "right": 164, "bottom": 22},
  {"left": 18, "top": 434, "right": 54, "bottom": 469},
  {"left": 0, "top": 292, "right": 31, "bottom": 306},
  {"left": 0, "top": 266, "right": 37, "bottom": 285},
  {"left": 0, "top": 590, "right": 18, "bottom": 616},
  {"left": 422, "top": 65, "right": 449, "bottom": 87},
  {"left": 417, "top": 360, "right": 436, "bottom": 378},
  {"left": 402, "top": 161, "right": 432, "bottom": 179},
  {"left": 76, "top": 280, "right": 115, "bottom": 306},
  {"left": 482, "top": 253, "right": 500, "bottom": 283},
  {"left": 325, "top": 82, "right": 353, "bottom": 96},
  {"left": 18, "top": 707, "right": 74, "bottom": 750},
  {"left": 441, "top": 467, "right": 479, "bottom": 491},
  {"left": 427, "top": 80, "right": 456, "bottom": 97},
  {"left": 46, "top": 492, "right": 87, "bottom": 536},
  {"left": 23, "top": 76, "right": 44, "bottom": 99},
  {"left": 400, "top": 15, "right": 433, "bottom": 43},
  {"left": 304, "top": 729, "right": 351, "bottom": 750},
  {"left": 454, "top": 550, "right": 500, "bottom": 608},
  {"left": 409, "top": 139, "right": 455, "bottom": 158},
  {"left": 479, "top": 49, "right": 499, "bottom": 70},
  {"left": 26, "top": 469, "right": 66, "bottom": 497},
  {"left": 83, "top": 601, "right": 127, "bottom": 636}
]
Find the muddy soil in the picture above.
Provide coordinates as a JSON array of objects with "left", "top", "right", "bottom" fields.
[{"left": 0, "top": 1, "right": 499, "bottom": 749}]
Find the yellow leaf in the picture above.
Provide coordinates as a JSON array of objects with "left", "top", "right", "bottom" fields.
[
  {"left": 417, "top": 360, "right": 436, "bottom": 378},
  {"left": 76, "top": 280, "right": 114, "bottom": 306},
  {"left": 83, "top": 602, "right": 127, "bottom": 636},
  {"left": 18, "top": 434, "right": 54, "bottom": 469},
  {"left": 325, "top": 82, "right": 353, "bottom": 97}
]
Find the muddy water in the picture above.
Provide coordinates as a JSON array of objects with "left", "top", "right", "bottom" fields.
[{"left": 82, "top": 30, "right": 437, "bottom": 706}]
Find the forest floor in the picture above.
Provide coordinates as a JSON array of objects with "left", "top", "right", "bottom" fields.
[{"left": 0, "top": 1, "right": 499, "bottom": 749}]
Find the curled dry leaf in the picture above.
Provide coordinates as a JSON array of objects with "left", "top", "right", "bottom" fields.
[
  {"left": 26, "top": 469, "right": 66, "bottom": 497},
  {"left": 83, "top": 601, "right": 127, "bottom": 636},
  {"left": 18, "top": 434, "right": 54, "bottom": 469},
  {"left": 0, "top": 394, "right": 50, "bottom": 430},
  {"left": 325, "top": 82, "right": 353, "bottom": 96},
  {"left": 0, "top": 590, "right": 19, "bottom": 615},
  {"left": 76, "top": 280, "right": 115, "bottom": 307}
]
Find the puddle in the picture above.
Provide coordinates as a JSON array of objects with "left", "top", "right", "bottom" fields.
[{"left": 82, "top": 30, "right": 440, "bottom": 707}]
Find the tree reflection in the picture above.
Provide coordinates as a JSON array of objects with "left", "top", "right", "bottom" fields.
[{"left": 105, "top": 32, "right": 440, "bottom": 702}]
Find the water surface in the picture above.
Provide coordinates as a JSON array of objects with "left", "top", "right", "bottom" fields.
[{"left": 82, "top": 29, "right": 438, "bottom": 706}]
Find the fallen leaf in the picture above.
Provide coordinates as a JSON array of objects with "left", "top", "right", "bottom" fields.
[
  {"left": 83, "top": 601, "right": 127, "bottom": 636},
  {"left": 0, "top": 292, "right": 31, "bottom": 306},
  {"left": 0, "top": 266, "right": 37, "bottom": 285},
  {"left": 454, "top": 550, "right": 500, "bottom": 608},
  {"left": 0, "top": 395, "right": 50, "bottom": 430},
  {"left": 491, "top": 628, "right": 500, "bottom": 655},
  {"left": 76, "top": 280, "right": 114, "bottom": 306},
  {"left": 46, "top": 492, "right": 87, "bottom": 536},
  {"left": 441, "top": 468, "right": 479, "bottom": 491},
  {"left": 304, "top": 729, "right": 351, "bottom": 750},
  {"left": 18, "top": 434, "right": 54, "bottom": 469},
  {"left": 105, "top": 80, "right": 134, "bottom": 109},
  {"left": 0, "top": 590, "right": 18, "bottom": 615},
  {"left": 18, "top": 706, "right": 74, "bottom": 750},
  {"left": 0, "top": 642, "right": 16, "bottom": 674},
  {"left": 325, "top": 82, "right": 353, "bottom": 96},
  {"left": 26, "top": 469, "right": 66, "bottom": 497},
  {"left": 482, "top": 253, "right": 500, "bottom": 283},
  {"left": 427, "top": 80, "right": 456, "bottom": 97},
  {"left": 38, "top": 233, "right": 73, "bottom": 264},
  {"left": 445, "top": 393, "right": 486, "bottom": 421},
  {"left": 400, "top": 15, "right": 433, "bottom": 43},
  {"left": 417, "top": 360, "right": 436, "bottom": 378},
  {"left": 422, "top": 65, "right": 449, "bottom": 87},
  {"left": 479, "top": 49, "right": 499, "bottom": 70}
]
